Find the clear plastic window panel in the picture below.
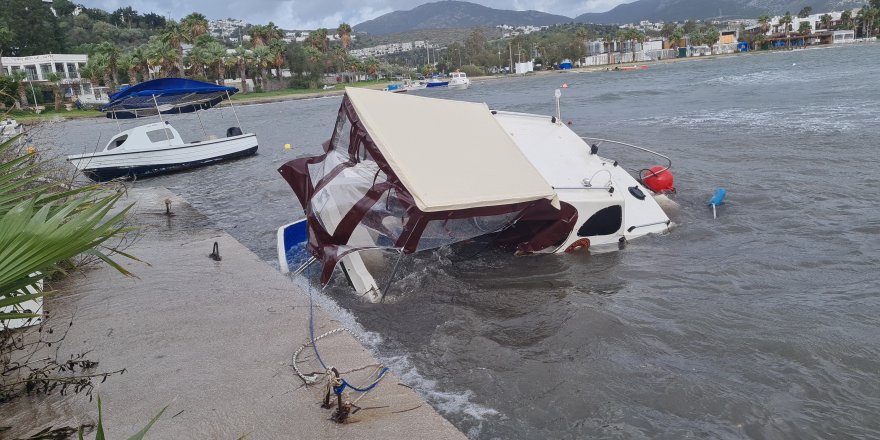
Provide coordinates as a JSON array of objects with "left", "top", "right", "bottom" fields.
[
  {"left": 416, "top": 212, "right": 521, "bottom": 251},
  {"left": 309, "top": 160, "right": 386, "bottom": 236}
]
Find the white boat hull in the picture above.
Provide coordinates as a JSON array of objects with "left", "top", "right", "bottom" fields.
[{"left": 67, "top": 133, "right": 258, "bottom": 181}]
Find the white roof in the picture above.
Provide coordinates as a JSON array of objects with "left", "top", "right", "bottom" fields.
[{"left": 345, "top": 87, "right": 556, "bottom": 212}]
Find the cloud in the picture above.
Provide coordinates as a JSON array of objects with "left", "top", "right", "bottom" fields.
[{"left": 77, "top": 0, "right": 632, "bottom": 29}]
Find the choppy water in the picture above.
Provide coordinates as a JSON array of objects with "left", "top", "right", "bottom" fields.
[{"left": 39, "top": 43, "right": 880, "bottom": 439}]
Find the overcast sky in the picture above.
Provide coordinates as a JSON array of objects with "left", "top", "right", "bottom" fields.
[{"left": 78, "top": 0, "right": 633, "bottom": 29}]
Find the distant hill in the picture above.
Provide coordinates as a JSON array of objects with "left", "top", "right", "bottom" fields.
[
  {"left": 354, "top": 0, "right": 572, "bottom": 35},
  {"left": 575, "top": 0, "right": 865, "bottom": 24}
]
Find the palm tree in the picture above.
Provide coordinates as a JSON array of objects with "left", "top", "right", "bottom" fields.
[
  {"left": 234, "top": 46, "right": 252, "bottom": 93},
  {"left": 252, "top": 46, "right": 271, "bottom": 91},
  {"left": 754, "top": 33, "right": 767, "bottom": 50},
  {"left": 249, "top": 24, "right": 267, "bottom": 48},
  {"left": 758, "top": 15, "right": 771, "bottom": 34},
  {"left": 365, "top": 58, "right": 379, "bottom": 78},
  {"left": 820, "top": 14, "right": 833, "bottom": 30},
  {"left": 146, "top": 39, "right": 178, "bottom": 78},
  {"left": 94, "top": 42, "right": 120, "bottom": 91},
  {"left": 337, "top": 23, "right": 353, "bottom": 50},
  {"left": 205, "top": 41, "right": 228, "bottom": 83},
  {"left": 310, "top": 28, "right": 329, "bottom": 53},
  {"left": 780, "top": 13, "right": 793, "bottom": 34},
  {"left": 160, "top": 21, "right": 188, "bottom": 76},
  {"left": 45, "top": 73, "right": 63, "bottom": 111},
  {"left": 264, "top": 22, "right": 283, "bottom": 42},
  {"left": 121, "top": 47, "right": 146, "bottom": 84},
  {"left": 0, "top": 25, "right": 13, "bottom": 77},
  {"left": 10, "top": 71, "right": 29, "bottom": 109},
  {"left": 186, "top": 45, "right": 210, "bottom": 79},
  {"left": 269, "top": 39, "right": 287, "bottom": 81},
  {"left": 798, "top": 21, "right": 812, "bottom": 36},
  {"left": 840, "top": 10, "right": 852, "bottom": 31},
  {"left": 181, "top": 12, "right": 208, "bottom": 40}
]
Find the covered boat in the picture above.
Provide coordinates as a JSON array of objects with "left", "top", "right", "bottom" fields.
[
  {"left": 278, "top": 88, "right": 671, "bottom": 301},
  {"left": 67, "top": 78, "right": 258, "bottom": 181}
]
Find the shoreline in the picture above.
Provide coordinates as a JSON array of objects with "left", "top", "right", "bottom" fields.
[{"left": 9, "top": 41, "right": 875, "bottom": 123}]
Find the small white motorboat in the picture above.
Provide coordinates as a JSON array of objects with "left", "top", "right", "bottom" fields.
[
  {"left": 67, "top": 78, "right": 258, "bottom": 181},
  {"left": 448, "top": 71, "right": 470, "bottom": 90},
  {"left": 277, "top": 88, "right": 674, "bottom": 301}
]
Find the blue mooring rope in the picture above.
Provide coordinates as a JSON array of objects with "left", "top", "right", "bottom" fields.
[{"left": 333, "top": 368, "right": 391, "bottom": 395}]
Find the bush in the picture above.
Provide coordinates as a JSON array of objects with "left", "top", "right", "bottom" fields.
[
  {"left": 288, "top": 76, "right": 311, "bottom": 90},
  {"left": 459, "top": 64, "right": 485, "bottom": 78}
]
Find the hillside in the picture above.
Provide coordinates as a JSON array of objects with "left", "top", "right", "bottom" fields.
[
  {"left": 354, "top": 0, "right": 571, "bottom": 35},
  {"left": 576, "top": 0, "right": 865, "bottom": 23}
]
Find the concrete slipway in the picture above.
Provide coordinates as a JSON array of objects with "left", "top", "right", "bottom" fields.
[{"left": 3, "top": 187, "right": 466, "bottom": 440}]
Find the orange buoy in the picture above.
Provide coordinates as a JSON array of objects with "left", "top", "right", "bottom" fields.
[
  {"left": 642, "top": 166, "right": 675, "bottom": 193},
  {"left": 565, "top": 238, "right": 590, "bottom": 253}
]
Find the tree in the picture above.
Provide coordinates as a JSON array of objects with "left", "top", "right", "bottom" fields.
[
  {"left": 0, "top": 24, "right": 12, "bottom": 76},
  {"left": 234, "top": 46, "right": 251, "bottom": 93},
  {"left": 0, "top": 0, "right": 65, "bottom": 56},
  {"left": 94, "top": 42, "right": 120, "bottom": 91},
  {"left": 45, "top": 72, "right": 63, "bottom": 111},
  {"left": 660, "top": 22, "right": 677, "bottom": 40},
  {"left": 252, "top": 46, "right": 271, "bottom": 90},
  {"left": 780, "top": 13, "right": 793, "bottom": 34},
  {"left": 9, "top": 71, "right": 29, "bottom": 108},
  {"left": 798, "top": 21, "right": 813, "bottom": 35},
  {"left": 185, "top": 44, "right": 210, "bottom": 79},
  {"left": 160, "top": 20, "right": 188, "bottom": 76},
  {"left": 841, "top": 10, "right": 853, "bottom": 31},
  {"left": 146, "top": 38, "right": 178, "bottom": 78},
  {"left": 181, "top": 13, "right": 208, "bottom": 40},
  {"left": 798, "top": 7, "right": 812, "bottom": 18},
  {"left": 309, "top": 28, "right": 329, "bottom": 53},
  {"left": 337, "top": 23, "right": 352, "bottom": 50},
  {"left": 205, "top": 41, "right": 229, "bottom": 82},
  {"left": 820, "top": 14, "right": 832, "bottom": 30},
  {"left": 758, "top": 15, "right": 771, "bottom": 34},
  {"left": 269, "top": 39, "right": 286, "bottom": 80},
  {"left": 120, "top": 47, "right": 145, "bottom": 85}
]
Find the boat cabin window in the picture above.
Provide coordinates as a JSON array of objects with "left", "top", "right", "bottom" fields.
[
  {"left": 577, "top": 205, "right": 622, "bottom": 237},
  {"left": 146, "top": 129, "right": 174, "bottom": 143},
  {"left": 107, "top": 135, "right": 128, "bottom": 150}
]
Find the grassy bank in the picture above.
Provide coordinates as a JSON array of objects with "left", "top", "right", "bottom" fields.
[{"left": 5, "top": 108, "right": 103, "bottom": 123}]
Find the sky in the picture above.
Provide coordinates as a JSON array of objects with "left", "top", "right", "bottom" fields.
[{"left": 78, "top": 0, "right": 634, "bottom": 29}]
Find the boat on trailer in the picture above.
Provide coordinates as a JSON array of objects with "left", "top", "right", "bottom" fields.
[
  {"left": 277, "top": 88, "right": 673, "bottom": 302},
  {"left": 67, "top": 78, "right": 258, "bottom": 182}
]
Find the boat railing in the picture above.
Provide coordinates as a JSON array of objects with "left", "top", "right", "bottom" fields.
[{"left": 580, "top": 136, "right": 672, "bottom": 180}]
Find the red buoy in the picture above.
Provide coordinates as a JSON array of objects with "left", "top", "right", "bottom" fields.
[
  {"left": 565, "top": 238, "right": 590, "bottom": 253},
  {"left": 642, "top": 166, "right": 674, "bottom": 193}
]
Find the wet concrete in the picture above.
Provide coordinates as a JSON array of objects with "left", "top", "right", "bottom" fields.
[{"left": 2, "top": 187, "right": 465, "bottom": 440}]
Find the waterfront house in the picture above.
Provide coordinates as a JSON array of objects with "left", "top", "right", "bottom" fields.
[{"left": 1, "top": 53, "right": 103, "bottom": 104}]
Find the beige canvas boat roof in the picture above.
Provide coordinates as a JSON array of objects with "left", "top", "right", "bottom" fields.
[{"left": 345, "top": 87, "right": 557, "bottom": 212}]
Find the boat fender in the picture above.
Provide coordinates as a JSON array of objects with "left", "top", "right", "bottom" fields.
[
  {"left": 551, "top": 116, "right": 557, "bottom": 124},
  {"left": 628, "top": 186, "right": 646, "bottom": 200},
  {"left": 590, "top": 144, "right": 598, "bottom": 155},
  {"left": 618, "top": 236, "right": 627, "bottom": 249},
  {"left": 565, "top": 238, "right": 590, "bottom": 253},
  {"left": 708, "top": 188, "right": 726, "bottom": 219},
  {"left": 642, "top": 166, "right": 675, "bottom": 193}
]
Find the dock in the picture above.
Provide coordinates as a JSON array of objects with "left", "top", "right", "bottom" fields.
[{"left": 4, "top": 187, "right": 466, "bottom": 440}]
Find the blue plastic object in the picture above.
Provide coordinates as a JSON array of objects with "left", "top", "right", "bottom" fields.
[{"left": 708, "top": 188, "right": 727, "bottom": 206}]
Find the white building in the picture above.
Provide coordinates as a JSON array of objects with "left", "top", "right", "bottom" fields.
[{"left": 0, "top": 54, "right": 100, "bottom": 100}]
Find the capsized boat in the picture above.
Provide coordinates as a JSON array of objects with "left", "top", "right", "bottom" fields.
[
  {"left": 277, "top": 88, "right": 673, "bottom": 302},
  {"left": 67, "top": 78, "right": 258, "bottom": 181}
]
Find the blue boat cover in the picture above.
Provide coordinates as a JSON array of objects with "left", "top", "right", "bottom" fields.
[{"left": 101, "top": 78, "right": 238, "bottom": 119}]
